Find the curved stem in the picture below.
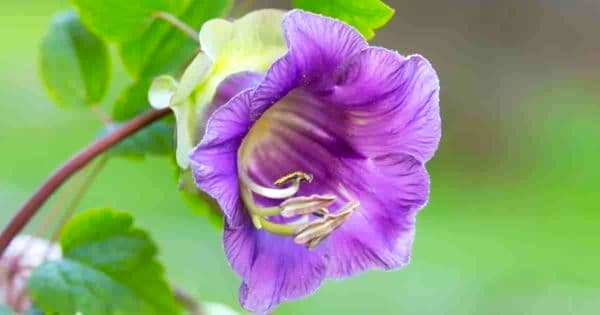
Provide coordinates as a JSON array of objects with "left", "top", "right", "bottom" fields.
[
  {"left": 0, "top": 108, "right": 171, "bottom": 256},
  {"left": 30, "top": 168, "right": 85, "bottom": 239},
  {"left": 49, "top": 155, "right": 109, "bottom": 243}
]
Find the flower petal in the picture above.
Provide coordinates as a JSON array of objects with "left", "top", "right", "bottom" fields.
[
  {"left": 326, "top": 153, "right": 430, "bottom": 278},
  {"left": 283, "top": 10, "right": 367, "bottom": 86},
  {"left": 152, "top": 53, "right": 212, "bottom": 169},
  {"left": 236, "top": 90, "right": 422, "bottom": 277},
  {"left": 189, "top": 90, "right": 254, "bottom": 227},
  {"left": 224, "top": 221, "right": 328, "bottom": 314},
  {"left": 169, "top": 9, "right": 288, "bottom": 169},
  {"left": 237, "top": 49, "right": 440, "bottom": 278},
  {"left": 199, "top": 19, "right": 234, "bottom": 61},
  {"left": 201, "top": 9, "right": 287, "bottom": 84},
  {"left": 173, "top": 52, "right": 213, "bottom": 105},
  {"left": 253, "top": 9, "right": 368, "bottom": 116},
  {"left": 331, "top": 48, "right": 441, "bottom": 162},
  {"left": 196, "top": 71, "right": 263, "bottom": 143}
]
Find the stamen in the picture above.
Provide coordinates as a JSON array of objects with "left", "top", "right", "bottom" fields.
[
  {"left": 306, "top": 235, "right": 328, "bottom": 250},
  {"left": 239, "top": 170, "right": 318, "bottom": 220},
  {"left": 313, "top": 208, "right": 329, "bottom": 218},
  {"left": 251, "top": 215, "right": 263, "bottom": 229},
  {"left": 327, "top": 200, "right": 358, "bottom": 229},
  {"left": 294, "top": 219, "right": 333, "bottom": 245},
  {"left": 280, "top": 194, "right": 336, "bottom": 217},
  {"left": 239, "top": 169, "right": 309, "bottom": 200},
  {"left": 274, "top": 171, "right": 312, "bottom": 186},
  {"left": 237, "top": 163, "right": 357, "bottom": 249},
  {"left": 293, "top": 200, "right": 359, "bottom": 247},
  {"left": 256, "top": 216, "right": 302, "bottom": 236},
  {"left": 240, "top": 188, "right": 281, "bottom": 217}
]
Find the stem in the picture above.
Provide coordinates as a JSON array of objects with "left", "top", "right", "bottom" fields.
[
  {"left": 31, "top": 171, "right": 84, "bottom": 239},
  {"left": 49, "top": 155, "right": 109, "bottom": 243},
  {"left": 154, "top": 11, "right": 200, "bottom": 43},
  {"left": 0, "top": 108, "right": 171, "bottom": 256}
]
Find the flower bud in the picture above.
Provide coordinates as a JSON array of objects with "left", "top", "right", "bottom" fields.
[{"left": 0, "top": 235, "right": 61, "bottom": 313}]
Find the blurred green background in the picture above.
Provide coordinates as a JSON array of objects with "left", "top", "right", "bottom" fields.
[{"left": 1, "top": 0, "right": 599, "bottom": 314}]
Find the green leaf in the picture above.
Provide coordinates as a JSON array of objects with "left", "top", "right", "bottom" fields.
[
  {"left": 39, "top": 10, "right": 110, "bottom": 108},
  {"left": 105, "top": 119, "right": 174, "bottom": 159},
  {"left": 292, "top": 0, "right": 394, "bottom": 39},
  {"left": 109, "top": 80, "right": 175, "bottom": 160},
  {"left": 120, "top": 0, "right": 232, "bottom": 79},
  {"left": 70, "top": 0, "right": 176, "bottom": 42},
  {"left": 28, "top": 209, "right": 182, "bottom": 315},
  {"left": 112, "top": 80, "right": 154, "bottom": 121}
]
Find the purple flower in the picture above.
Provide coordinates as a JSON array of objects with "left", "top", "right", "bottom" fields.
[{"left": 190, "top": 10, "right": 440, "bottom": 314}]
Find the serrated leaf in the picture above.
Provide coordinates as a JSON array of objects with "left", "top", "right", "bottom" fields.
[
  {"left": 105, "top": 119, "right": 174, "bottom": 159},
  {"left": 28, "top": 209, "right": 182, "bottom": 315},
  {"left": 71, "top": 0, "right": 176, "bottom": 42},
  {"left": 39, "top": 10, "right": 110, "bottom": 108},
  {"left": 112, "top": 80, "right": 154, "bottom": 121},
  {"left": 120, "top": 0, "right": 232, "bottom": 79},
  {"left": 292, "top": 0, "right": 394, "bottom": 39}
]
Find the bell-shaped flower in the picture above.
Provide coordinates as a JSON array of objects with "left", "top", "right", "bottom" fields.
[{"left": 190, "top": 10, "right": 440, "bottom": 314}]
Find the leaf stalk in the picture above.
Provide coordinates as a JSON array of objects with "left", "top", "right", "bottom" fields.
[{"left": 0, "top": 108, "right": 172, "bottom": 256}]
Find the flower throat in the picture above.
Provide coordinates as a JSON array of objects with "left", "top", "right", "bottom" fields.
[{"left": 237, "top": 106, "right": 358, "bottom": 249}]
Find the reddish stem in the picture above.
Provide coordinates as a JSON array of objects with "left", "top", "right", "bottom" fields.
[{"left": 0, "top": 108, "right": 171, "bottom": 256}]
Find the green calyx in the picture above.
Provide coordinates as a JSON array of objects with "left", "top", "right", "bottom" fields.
[{"left": 148, "top": 9, "right": 288, "bottom": 169}]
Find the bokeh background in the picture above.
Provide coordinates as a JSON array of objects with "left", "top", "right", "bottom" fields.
[{"left": 1, "top": 0, "right": 599, "bottom": 314}]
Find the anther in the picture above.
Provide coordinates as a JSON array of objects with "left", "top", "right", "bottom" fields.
[
  {"left": 239, "top": 169, "right": 304, "bottom": 200},
  {"left": 274, "top": 171, "right": 312, "bottom": 186},
  {"left": 313, "top": 208, "right": 329, "bottom": 218},
  {"left": 306, "top": 235, "right": 328, "bottom": 250},
  {"left": 294, "top": 219, "right": 332, "bottom": 245},
  {"left": 327, "top": 200, "right": 358, "bottom": 230},
  {"left": 280, "top": 194, "right": 336, "bottom": 218},
  {"left": 293, "top": 200, "right": 359, "bottom": 248}
]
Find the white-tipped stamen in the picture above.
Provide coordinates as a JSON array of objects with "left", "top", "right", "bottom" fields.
[
  {"left": 327, "top": 200, "right": 359, "bottom": 230},
  {"left": 280, "top": 194, "right": 336, "bottom": 217},
  {"left": 240, "top": 188, "right": 281, "bottom": 217},
  {"left": 306, "top": 235, "right": 329, "bottom": 250},
  {"left": 313, "top": 208, "right": 329, "bottom": 218},
  {"left": 293, "top": 219, "right": 332, "bottom": 245},
  {"left": 293, "top": 200, "right": 359, "bottom": 248},
  {"left": 239, "top": 168, "right": 307, "bottom": 199},
  {"left": 237, "top": 164, "right": 358, "bottom": 248},
  {"left": 274, "top": 171, "right": 312, "bottom": 186}
]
